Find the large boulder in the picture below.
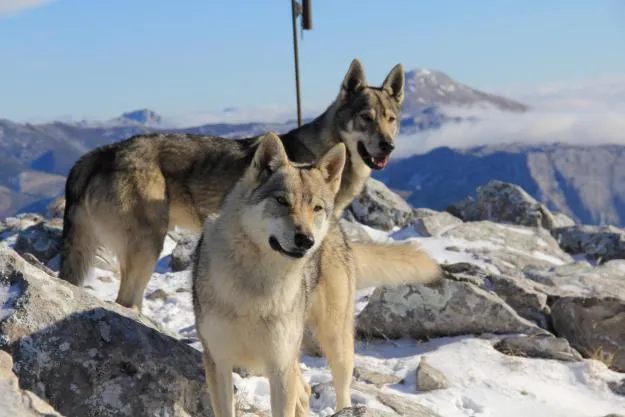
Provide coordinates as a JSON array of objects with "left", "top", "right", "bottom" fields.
[
  {"left": 0, "top": 214, "right": 45, "bottom": 242},
  {"left": 441, "top": 262, "right": 551, "bottom": 329},
  {"left": 447, "top": 180, "right": 556, "bottom": 229},
  {"left": 493, "top": 334, "right": 583, "bottom": 362},
  {"left": 356, "top": 263, "right": 544, "bottom": 340},
  {"left": 439, "top": 221, "right": 573, "bottom": 277},
  {"left": 551, "top": 296, "right": 625, "bottom": 372},
  {"left": 551, "top": 225, "right": 625, "bottom": 263},
  {"left": 13, "top": 218, "right": 63, "bottom": 266},
  {"left": 523, "top": 260, "right": 625, "bottom": 299},
  {"left": 0, "top": 350, "right": 65, "bottom": 417},
  {"left": 411, "top": 208, "right": 462, "bottom": 237},
  {"left": 0, "top": 245, "right": 215, "bottom": 417},
  {"left": 349, "top": 178, "right": 413, "bottom": 231},
  {"left": 330, "top": 407, "right": 397, "bottom": 417}
]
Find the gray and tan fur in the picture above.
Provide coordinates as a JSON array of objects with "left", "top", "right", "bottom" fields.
[
  {"left": 59, "top": 58, "right": 405, "bottom": 310},
  {"left": 192, "top": 133, "right": 442, "bottom": 417}
]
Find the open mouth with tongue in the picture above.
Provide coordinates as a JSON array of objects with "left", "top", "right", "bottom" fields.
[{"left": 357, "top": 142, "right": 390, "bottom": 170}]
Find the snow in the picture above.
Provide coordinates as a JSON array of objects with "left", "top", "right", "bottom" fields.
[
  {"left": 0, "top": 282, "right": 21, "bottom": 321},
  {"left": 81, "top": 225, "right": 625, "bottom": 417}
]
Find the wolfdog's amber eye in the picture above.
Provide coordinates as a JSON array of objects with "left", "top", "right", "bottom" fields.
[
  {"left": 313, "top": 205, "right": 323, "bottom": 212},
  {"left": 388, "top": 115, "right": 396, "bottom": 122},
  {"left": 276, "top": 196, "right": 289, "bottom": 206},
  {"left": 360, "top": 113, "right": 373, "bottom": 122}
]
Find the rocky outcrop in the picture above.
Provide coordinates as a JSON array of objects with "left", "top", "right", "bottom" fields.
[
  {"left": 447, "top": 180, "right": 556, "bottom": 229},
  {"left": 523, "top": 261, "right": 625, "bottom": 298},
  {"left": 551, "top": 225, "right": 625, "bottom": 263},
  {"left": 349, "top": 178, "right": 413, "bottom": 231},
  {"left": 330, "top": 406, "right": 396, "bottom": 417},
  {"left": 415, "top": 357, "right": 449, "bottom": 391},
  {"left": 356, "top": 263, "right": 544, "bottom": 340},
  {"left": 0, "top": 350, "right": 65, "bottom": 417},
  {"left": 0, "top": 214, "right": 45, "bottom": 241},
  {"left": 13, "top": 219, "right": 63, "bottom": 265},
  {"left": 551, "top": 212, "right": 576, "bottom": 228},
  {"left": 441, "top": 262, "right": 551, "bottom": 328},
  {"left": 493, "top": 334, "right": 583, "bottom": 362},
  {"left": 551, "top": 296, "right": 625, "bottom": 372},
  {"left": 349, "top": 381, "right": 442, "bottom": 417},
  {"left": 411, "top": 208, "right": 461, "bottom": 237},
  {"left": 439, "top": 221, "right": 573, "bottom": 277},
  {"left": 0, "top": 246, "right": 215, "bottom": 417}
]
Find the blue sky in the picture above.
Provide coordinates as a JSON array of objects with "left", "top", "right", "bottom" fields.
[{"left": 1, "top": 0, "right": 624, "bottom": 122}]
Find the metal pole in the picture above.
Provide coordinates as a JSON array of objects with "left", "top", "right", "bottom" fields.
[{"left": 290, "top": 0, "right": 303, "bottom": 127}]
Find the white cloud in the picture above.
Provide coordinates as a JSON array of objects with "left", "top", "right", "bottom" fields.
[
  {"left": 394, "top": 75, "right": 625, "bottom": 158},
  {"left": 0, "top": 0, "right": 54, "bottom": 16},
  {"left": 163, "top": 104, "right": 325, "bottom": 128}
]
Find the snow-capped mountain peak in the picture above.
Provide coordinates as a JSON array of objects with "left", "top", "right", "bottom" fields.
[
  {"left": 115, "top": 109, "right": 164, "bottom": 126},
  {"left": 403, "top": 67, "right": 529, "bottom": 113}
]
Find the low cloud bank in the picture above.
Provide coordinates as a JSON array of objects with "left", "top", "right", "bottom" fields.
[{"left": 394, "top": 76, "right": 625, "bottom": 157}]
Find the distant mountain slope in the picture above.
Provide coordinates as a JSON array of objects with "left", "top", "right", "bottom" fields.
[
  {"left": 402, "top": 68, "right": 529, "bottom": 114},
  {"left": 374, "top": 143, "right": 625, "bottom": 226}
]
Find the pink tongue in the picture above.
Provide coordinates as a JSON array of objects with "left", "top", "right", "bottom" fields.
[{"left": 374, "top": 157, "right": 388, "bottom": 169}]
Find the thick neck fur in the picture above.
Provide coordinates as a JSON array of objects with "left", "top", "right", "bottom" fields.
[{"left": 203, "top": 185, "right": 311, "bottom": 316}]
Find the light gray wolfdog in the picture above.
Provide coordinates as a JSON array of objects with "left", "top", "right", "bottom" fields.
[
  {"left": 59, "top": 58, "right": 406, "bottom": 310},
  {"left": 192, "top": 133, "right": 442, "bottom": 417}
]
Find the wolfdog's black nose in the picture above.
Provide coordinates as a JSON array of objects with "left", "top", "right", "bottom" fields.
[
  {"left": 379, "top": 140, "right": 395, "bottom": 154},
  {"left": 294, "top": 232, "right": 315, "bottom": 250}
]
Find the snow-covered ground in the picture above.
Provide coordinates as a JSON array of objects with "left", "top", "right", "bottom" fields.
[{"left": 80, "top": 227, "right": 625, "bottom": 417}]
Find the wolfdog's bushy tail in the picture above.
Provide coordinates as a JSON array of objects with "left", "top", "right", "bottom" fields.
[
  {"left": 58, "top": 151, "right": 101, "bottom": 286},
  {"left": 351, "top": 241, "right": 442, "bottom": 290}
]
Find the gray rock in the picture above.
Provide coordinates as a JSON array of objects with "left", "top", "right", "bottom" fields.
[
  {"left": 356, "top": 264, "right": 543, "bottom": 340},
  {"left": 444, "top": 262, "right": 551, "bottom": 328},
  {"left": 0, "top": 214, "right": 45, "bottom": 242},
  {"left": 608, "top": 379, "right": 625, "bottom": 396},
  {"left": 20, "top": 252, "right": 56, "bottom": 276},
  {"left": 0, "top": 350, "right": 65, "bottom": 417},
  {"left": 447, "top": 180, "right": 556, "bottom": 229},
  {"left": 551, "top": 296, "right": 625, "bottom": 372},
  {"left": 493, "top": 334, "right": 583, "bottom": 362},
  {"left": 351, "top": 381, "right": 442, "bottom": 417},
  {"left": 411, "top": 208, "right": 462, "bottom": 237},
  {"left": 551, "top": 212, "right": 576, "bottom": 228},
  {"left": 14, "top": 219, "right": 63, "bottom": 265},
  {"left": 330, "top": 406, "right": 396, "bottom": 417},
  {"left": 339, "top": 219, "right": 374, "bottom": 243},
  {"left": 440, "top": 221, "right": 573, "bottom": 277},
  {"left": 170, "top": 233, "right": 200, "bottom": 272},
  {"left": 353, "top": 366, "right": 402, "bottom": 387},
  {"left": 349, "top": 178, "right": 413, "bottom": 231},
  {"left": 523, "top": 261, "right": 625, "bottom": 299},
  {"left": 551, "top": 225, "right": 625, "bottom": 263},
  {"left": 415, "top": 357, "right": 449, "bottom": 391},
  {"left": 0, "top": 246, "right": 216, "bottom": 417}
]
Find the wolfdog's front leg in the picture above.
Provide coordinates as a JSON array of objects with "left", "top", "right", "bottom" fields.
[
  {"left": 269, "top": 360, "right": 301, "bottom": 417},
  {"left": 214, "top": 362, "right": 235, "bottom": 417}
]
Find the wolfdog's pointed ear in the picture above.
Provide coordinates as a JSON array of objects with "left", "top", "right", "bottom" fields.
[
  {"left": 252, "top": 132, "right": 288, "bottom": 176},
  {"left": 382, "top": 63, "right": 405, "bottom": 104},
  {"left": 340, "top": 59, "right": 367, "bottom": 97},
  {"left": 317, "top": 143, "right": 346, "bottom": 193}
]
